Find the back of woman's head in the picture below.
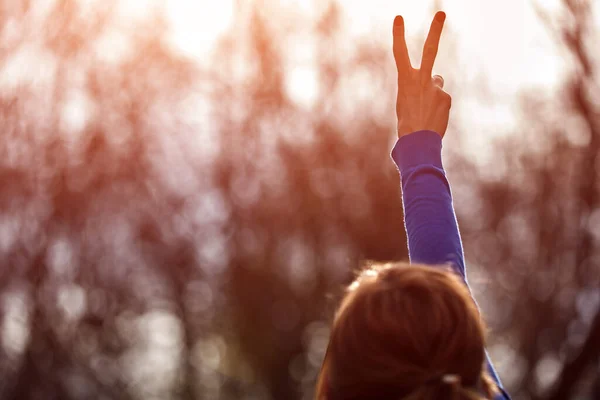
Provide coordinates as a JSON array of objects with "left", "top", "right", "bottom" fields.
[{"left": 316, "top": 263, "right": 499, "bottom": 400}]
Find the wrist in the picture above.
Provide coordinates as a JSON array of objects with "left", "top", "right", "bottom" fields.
[
  {"left": 391, "top": 130, "right": 444, "bottom": 172},
  {"left": 398, "top": 126, "right": 444, "bottom": 139}
]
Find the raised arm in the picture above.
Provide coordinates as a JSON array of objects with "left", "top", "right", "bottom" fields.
[
  {"left": 391, "top": 13, "right": 511, "bottom": 399},
  {"left": 392, "top": 12, "right": 462, "bottom": 273},
  {"left": 392, "top": 131, "right": 466, "bottom": 276}
]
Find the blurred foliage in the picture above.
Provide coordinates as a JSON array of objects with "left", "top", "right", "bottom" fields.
[
  {"left": 0, "top": 0, "right": 597, "bottom": 400},
  {"left": 448, "top": 1, "right": 600, "bottom": 399}
]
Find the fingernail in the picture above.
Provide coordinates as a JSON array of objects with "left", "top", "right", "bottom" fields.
[
  {"left": 394, "top": 15, "right": 403, "bottom": 26},
  {"left": 436, "top": 12, "right": 446, "bottom": 22}
]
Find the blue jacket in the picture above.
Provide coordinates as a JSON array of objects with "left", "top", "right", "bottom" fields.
[{"left": 392, "top": 130, "right": 511, "bottom": 400}]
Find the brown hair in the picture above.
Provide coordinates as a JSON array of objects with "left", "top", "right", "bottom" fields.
[{"left": 315, "top": 262, "right": 500, "bottom": 400}]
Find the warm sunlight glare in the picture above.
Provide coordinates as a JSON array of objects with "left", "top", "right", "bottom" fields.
[
  {"left": 158, "top": 0, "right": 573, "bottom": 162},
  {"left": 165, "top": 0, "right": 234, "bottom": 61},
  {"left": 117, "top": 0, "right": 161, "bottom": 21}
]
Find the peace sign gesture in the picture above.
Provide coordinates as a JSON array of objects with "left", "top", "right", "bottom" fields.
[{"left": 393, "top": 12, "right": 451, "bottom": 138}]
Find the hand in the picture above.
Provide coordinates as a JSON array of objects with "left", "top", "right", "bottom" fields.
[{"left": 393, "top": 11, "right": 451, "bottom": 138}]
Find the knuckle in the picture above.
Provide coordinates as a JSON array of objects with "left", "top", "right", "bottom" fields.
[
  {"left": 445, "top": 94, "right": 452, "bottom": 108},
  {"left": 439, "top": 91, "right": 452, "bottom": 107}
]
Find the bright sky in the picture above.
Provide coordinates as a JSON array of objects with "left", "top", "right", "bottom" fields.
[
  {"left": 106, "top": 0, "right": 596, "bottom": 164},
  {"left": 157, "top": 0, "right": 578, "bottom": 159},
  {"left": 158, "top": 0, "right": 569, "bottom": 94},
  {"left": 7, "top": 0, "right": 574, "bottom": 105},
  {"left": 4, "top": 0, "right": 585, "bottom": 153}
]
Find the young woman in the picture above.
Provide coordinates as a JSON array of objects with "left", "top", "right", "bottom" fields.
[{"left": 315, "top": 12, "right": 512, "bottom": 400}]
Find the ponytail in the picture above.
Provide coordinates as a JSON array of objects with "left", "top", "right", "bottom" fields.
[{"left": 401, "top": 373, "right": 496, "bottom": 400}]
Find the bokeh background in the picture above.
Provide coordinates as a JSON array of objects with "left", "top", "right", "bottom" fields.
[{"left": 0, "top": 0, "right": 598, "bottom": 399}]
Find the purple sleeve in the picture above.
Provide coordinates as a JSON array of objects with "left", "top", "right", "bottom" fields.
[
  {"left": 391, "top": 130, "right": 511, "bottom": 400},
  {"left": 392, "top": 130, "right": 466, "bottom": 278}
]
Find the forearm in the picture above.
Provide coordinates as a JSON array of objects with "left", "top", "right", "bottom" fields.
[{"left": 391, "top": 130, "right": 466, "bottom": 278}]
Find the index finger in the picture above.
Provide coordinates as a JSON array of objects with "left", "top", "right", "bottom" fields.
[
  {"left": 420, "top": 11, "right": 446, "bottom": 83},
  {"left": 392, "top": 15, "right": 412, "bottom": 75}
]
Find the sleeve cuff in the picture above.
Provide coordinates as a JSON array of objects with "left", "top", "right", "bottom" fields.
[{"left": 391, "top": 130, "right": 443, "bottom": 173}]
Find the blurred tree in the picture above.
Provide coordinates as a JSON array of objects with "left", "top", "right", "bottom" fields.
[
  {"left": 449, "top": 0, "right": 600, "bottom": 399},
  {"left": 0, "top": 0, "right": 598, "bottom": 399}
]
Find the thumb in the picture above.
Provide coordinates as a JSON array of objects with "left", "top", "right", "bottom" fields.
[{"left": 432, "top": 74, "right": 444, "bottom": 88}]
